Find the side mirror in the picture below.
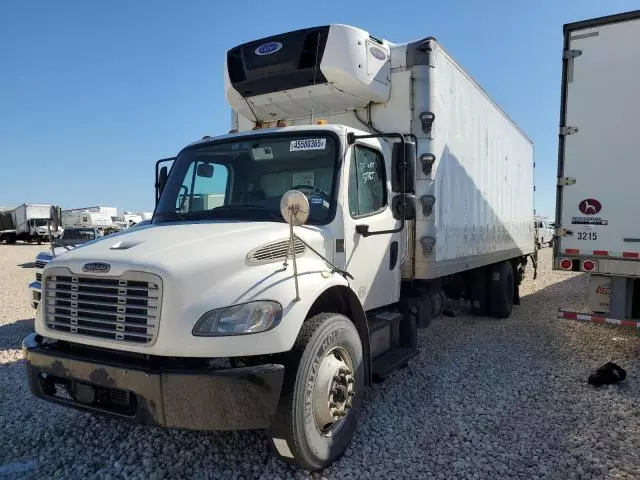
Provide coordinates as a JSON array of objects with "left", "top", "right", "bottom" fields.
[
  {"left": 280, "top": 190, "right": 310, "bottom": 226},
  {"left": 155, "top": 157, "right": 175, "bottom": 206},
  {"left": 392, "top": 194, "right": 416, "bottom": 220},
  {"left": 391, "top": 140, "right": 416, "bottom": 193},
  {"left": 196, "top": 162, "right": 214, "bottom": 178},
  {"left": 156, "top": 166, "right": 168, "bottom": 207}
]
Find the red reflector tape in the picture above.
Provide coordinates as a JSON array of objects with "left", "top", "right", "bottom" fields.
[
  {"left": 592, "top": 250, "right": 608, "bottom": 256},
  {"left": 565, "top": 249, "right": 579, "bottom": 255},
  {"left": 623, "top": 252, "right": 639, "bottom": 258},
  {"left": 558, "top": 310, "right": 640, "bottom": 329}
]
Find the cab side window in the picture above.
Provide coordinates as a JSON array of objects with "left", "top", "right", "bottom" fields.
[{"left": 348, "top": 145, "right": 387, "bottom": 217}]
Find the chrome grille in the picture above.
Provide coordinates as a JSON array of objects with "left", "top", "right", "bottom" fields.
[{"left": 43, "top": 268, "right": 162, "bottom": 345}]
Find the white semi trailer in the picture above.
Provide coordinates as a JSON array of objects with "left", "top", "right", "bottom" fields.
[
  {"left": 554, "top": 10, "right": 640, "bottom": 325},
  {"left": 23, "top": 25, "right": 535, "bottom": 470}
]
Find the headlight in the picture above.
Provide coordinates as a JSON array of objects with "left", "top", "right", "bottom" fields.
[{"left": 192, "top": 301, "right": 282, "bottom": 336}]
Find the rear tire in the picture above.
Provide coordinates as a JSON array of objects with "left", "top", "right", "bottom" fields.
[
  {"left": 469, "top": 267, "right": 489, "bottom": 316},
  {"left": 267, "top": 313, "right": 364, "bottom": 471},
  {"left": 488, "top": 261, "right": 515, "bottom": 319}
]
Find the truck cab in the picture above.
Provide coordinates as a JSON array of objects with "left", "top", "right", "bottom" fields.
[{"left": 534, "top": 217, "right": 554, "bottom": 249}]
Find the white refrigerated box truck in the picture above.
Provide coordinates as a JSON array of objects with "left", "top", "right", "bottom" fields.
[
  {"left": 23, "top": 24, "right": 535, "bottom": 470},
  {"left": 554, "top": 10, "right": 640, "bottom": 326}
]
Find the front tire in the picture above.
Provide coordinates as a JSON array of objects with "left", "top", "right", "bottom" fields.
[{"left": 267, "top": 313, "right": 364, "bottom": 471}]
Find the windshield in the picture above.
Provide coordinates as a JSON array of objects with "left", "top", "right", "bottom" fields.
[
  {"left": 34, "top": 218, "right": 48, "bottom": 227},
  {"left": 155, "top": 132, "right": 339, "bottom": 225}
]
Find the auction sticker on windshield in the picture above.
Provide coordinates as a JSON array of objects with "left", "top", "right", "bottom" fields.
[{"left": 290, "top": 138, "right": 326, "bottom": 151}]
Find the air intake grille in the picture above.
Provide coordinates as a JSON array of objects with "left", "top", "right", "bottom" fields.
[
  {"left": 35, "top": 260, "right": 48, "bottom": 268},
  {"left": 247, "top": 238, "right": 305, "bottom": 265},
  {"left": 43, "top": 268, "right": 162, "bottom": 345}
]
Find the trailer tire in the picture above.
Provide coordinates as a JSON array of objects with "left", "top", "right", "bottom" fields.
[
  {"left": 267, "top": 313, "right": 364, "bottom": 471},
  {"left": 469, "top": 267, "right": 489, "bottom": 316},
  {"left": 488, "top": 261, "right": 514, "bottom": 319}
]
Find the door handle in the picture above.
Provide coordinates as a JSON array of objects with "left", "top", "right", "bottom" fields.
[
  {"left": 356, "top": 225, "right": 370, "bottom": 236},
  {"left": 356, "top": 223, "right": 404, "bottom": 237}
]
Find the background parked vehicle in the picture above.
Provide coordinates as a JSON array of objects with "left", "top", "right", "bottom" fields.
[
  {"left": 554, "top": 10, "right": 640, "bottom": 323},
  {"left": 0, "top": 203, "right": 63, "bottom": 244},
  {"left": 535, "top": 216, "right": 554, "bottom": 248}
]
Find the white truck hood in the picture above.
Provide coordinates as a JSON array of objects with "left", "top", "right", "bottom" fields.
[
  {"left": 45, "top": 221, "right": 330, "bottom": 278},
  {"left": 37, "top": 220, "right": 342, "bottom": 357}
]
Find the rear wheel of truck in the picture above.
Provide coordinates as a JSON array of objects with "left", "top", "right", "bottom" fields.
[
  {"left": 488, "top": 261, "right": 514, "bottom": 319},
  {"left": 267, "top": 312, "right": 364, "bottom": 471},
  {"left": 469, "top": 267, "right": 489, "bottom": 316}
]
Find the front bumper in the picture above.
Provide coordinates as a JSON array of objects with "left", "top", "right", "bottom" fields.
[{"left": 22, "top": 333, "right": 285, "bottom": 430}]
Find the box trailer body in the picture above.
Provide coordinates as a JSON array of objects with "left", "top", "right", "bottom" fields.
[
  {"left": 61, "top": 210, "right": 114, "bottom": 230},
  {"left": 12, "top": 204, "right": 51, "bottom": 234},
  {"left": 230, "top": 35, "right": 535, "bottom": 281},
  {"left": 554, "top": 10, "right": 640, "bottom": 321},
  {"left": 62, "top": 206, "right": 118, "bottom": 217},
  {"left": 23, "top": 24, "right": 535, "bottom": 471}
]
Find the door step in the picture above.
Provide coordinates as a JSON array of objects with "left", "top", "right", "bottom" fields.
[
  {"left": 372, "top": 347, "right": 419, "bottom": 381},
  {"left": 367, "top": 311, "right": 401, "bottom": 358}
]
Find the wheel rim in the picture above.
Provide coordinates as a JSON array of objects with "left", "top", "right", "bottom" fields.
[{"left": 312, "top": 345, "right": 355, "bottom": 436}]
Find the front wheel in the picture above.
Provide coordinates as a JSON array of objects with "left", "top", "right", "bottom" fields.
[{"left": 267, "top": 313, "right": 364, "bottom": 471}]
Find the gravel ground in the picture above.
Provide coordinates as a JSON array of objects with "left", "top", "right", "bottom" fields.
[{"left": 1, "top": 244, "right": 639, "bottom": 480}]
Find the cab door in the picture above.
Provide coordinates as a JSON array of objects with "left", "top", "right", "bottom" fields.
[{"left": 342, "top": 140, "right": 403, "bottom": 310}]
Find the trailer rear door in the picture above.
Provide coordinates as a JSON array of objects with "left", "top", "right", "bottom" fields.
[{"left": 556, "top": 11, "right": 640, "bottom": 266}]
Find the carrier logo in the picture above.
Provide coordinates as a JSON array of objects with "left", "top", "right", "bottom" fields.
[
  {"left": 82, "top": 262, "right": 111, "bottom": 273},
  {"left": 255, "top": 41, "right": 283, "bottom": 56},
  {"left": 596, "top": 286, "right": 611, "bottom": 295},
  {"left": 579, "top": 198, "right": 602, "bottom": 215}
]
